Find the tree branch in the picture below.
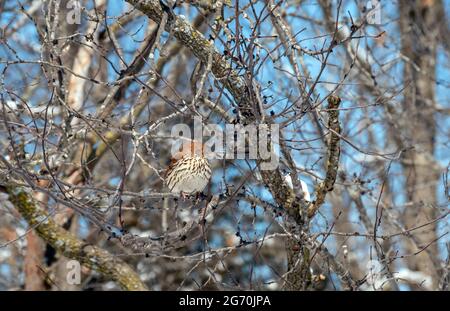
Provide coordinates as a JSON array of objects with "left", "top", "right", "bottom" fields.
[
  {"left": 125, "top": 0, "right": 257, "bottom": 121},
  {"left": 307, "top": 95, "right": 341, "bottom": 218},
  {"left": 3, "top": 187, "right": 148, "bottom": 291}
]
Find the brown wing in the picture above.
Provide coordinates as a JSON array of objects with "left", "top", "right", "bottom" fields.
[{"left": 164, "top": 157, "right": 179, "bottom": 179}]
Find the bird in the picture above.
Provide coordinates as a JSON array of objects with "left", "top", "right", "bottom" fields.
[{"left": 165, "top": 140, "right": 211, "bottom": 198}]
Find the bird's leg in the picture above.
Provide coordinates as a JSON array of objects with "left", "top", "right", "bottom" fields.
[
  {"left": 180, "top": 191, "right": 188, "bottom": 201},
  {"left": 193, "top": 192, "right": 208, "bottom": 205},
  {"left": 194, "top": 192, "right": 201, "bottom": 204}
]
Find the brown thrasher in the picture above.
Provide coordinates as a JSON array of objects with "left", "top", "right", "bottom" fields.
[{"left": 165, "top": 140, "right": 211, "bottom": 197}]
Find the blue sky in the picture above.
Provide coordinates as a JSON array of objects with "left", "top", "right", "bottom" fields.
[{"left": 1, "top": 0, "right": 449, "bottom": 289}]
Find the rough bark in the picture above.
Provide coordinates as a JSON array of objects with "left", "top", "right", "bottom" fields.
[
  {"left": 5, "top": 188, "right": 148, "bottom": 291},
  {"left": 399, "top": 0, "right": 442, "bottom": 288}
]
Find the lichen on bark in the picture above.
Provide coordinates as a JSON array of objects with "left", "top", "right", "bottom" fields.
[
  {"left": 307, "top": 95, "right": 341, "bottom": 218},
  {"left": 5, "top": 187, "right": 148, "bottom": 291}
]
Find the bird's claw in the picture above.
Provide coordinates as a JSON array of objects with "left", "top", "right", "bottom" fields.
[{"left": 180, "top": 192, "right": 188, "bottom": 201}]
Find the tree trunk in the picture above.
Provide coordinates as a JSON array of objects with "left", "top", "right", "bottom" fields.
[{"left": 399, "top": 0, "right": 442, "bottom": 289}]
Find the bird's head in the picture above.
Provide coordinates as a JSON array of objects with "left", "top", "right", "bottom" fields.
[{"left": 171, "top": 139, "right": 205, "bottom": 161}]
